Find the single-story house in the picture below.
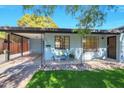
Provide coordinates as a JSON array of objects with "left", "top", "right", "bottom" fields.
[{"left": 0, "top": 26, "right": 124, "bottom": 63}]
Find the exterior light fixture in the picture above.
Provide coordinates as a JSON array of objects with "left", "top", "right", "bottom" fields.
[{"left": 101, "top": 36, "right": 104, "bottom": 40}]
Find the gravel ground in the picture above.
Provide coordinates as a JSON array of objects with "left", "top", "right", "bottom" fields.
[{"left": 41, "top": 59, "right": 124, "bottom": 71}]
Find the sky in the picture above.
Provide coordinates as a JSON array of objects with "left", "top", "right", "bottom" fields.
[{"left": 0, "top": 5, "right": 124, "bottom": 29}]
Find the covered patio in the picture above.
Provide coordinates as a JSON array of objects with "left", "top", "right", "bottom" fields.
[
  {"left": 0, "top": 26, "right": 45, "bottom": 64},
  {"left": 0, "top": 32, "right": 30, "bottom": 63}
]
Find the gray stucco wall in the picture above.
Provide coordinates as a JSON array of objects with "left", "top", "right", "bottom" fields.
[
  {"left": 29, "top": 33, "right": 122, "bottom": 62},
  {"left": 44, "top": 33, "right": 108, "bottom": 61},
  {"left": 44, "top": 33, "right": 82, "bottom": 61},
  {"left": 120, "top": 33, "right": 124, "bottom": 62},
  {"left": 116, "top": 35, "right": 120, "bottom": 62},
  {"left": 30, "top": 39, "right": 41, "bottom": 54}
]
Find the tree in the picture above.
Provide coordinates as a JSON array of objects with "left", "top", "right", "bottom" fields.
[
  {"left": 17, "top": 14, "right": 58, "bottom": 28},
  {"left": 23, "top": 5, "right": 117, "bottom": 35}
]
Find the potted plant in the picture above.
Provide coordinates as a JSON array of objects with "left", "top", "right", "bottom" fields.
[{"left": 69, "top": 53, "right": 75, "bottom": 60}]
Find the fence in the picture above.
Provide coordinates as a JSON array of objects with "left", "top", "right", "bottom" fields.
[
  {"left": 10, "top": 43, "right": 21, "bottom": 54},
  {"left": 0, "top": 41, "right": 29, "bottom": 55},
  {"left": 23, "top": 40, "right": 29, "bottom": 52},
  {"left": 0, "top": 42, "right": 4, "bottom": 54}
]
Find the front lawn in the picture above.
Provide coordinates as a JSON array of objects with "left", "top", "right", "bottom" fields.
[{"left": 26, "top": 69, "right": 124, "bottom": 88}]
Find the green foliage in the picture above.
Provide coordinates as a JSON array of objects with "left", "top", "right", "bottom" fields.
[
  {"left": 23, "top": 5, "right": 117, "bottom": 35},
  {"left": 17, "top": 14, "right": 58, "bottom": 28},
  {"left": 26, "top": 69, "right": 124, "bottom": 88},
  {"left": 0, "top": 32, "right": 6, "bottom": 39},
  {"left": 23, "top": 5, "right": 57, "bottom": 16},
  {"left": 23, "top": 5, "right": 34, "bottom": 10}
]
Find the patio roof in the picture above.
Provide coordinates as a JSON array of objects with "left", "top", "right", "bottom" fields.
[{"left": 0, "top": 26, "right": 121, "bottom": 34}]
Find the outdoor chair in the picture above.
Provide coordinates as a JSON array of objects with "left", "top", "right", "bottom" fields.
[{"left": 52, "top": 50, "right": 69, "bottom": 61}]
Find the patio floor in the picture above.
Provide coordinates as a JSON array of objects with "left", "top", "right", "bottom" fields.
[
  {"left": 0, "top": 51, "right": 30, "bottom": 64},
  {"left": 0, "top": 54, "right": 41, "bottom": 88}
]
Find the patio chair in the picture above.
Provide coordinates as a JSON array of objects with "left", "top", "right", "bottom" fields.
[{"left": 52, "top": 50, "right": 69, "bottom": 61}]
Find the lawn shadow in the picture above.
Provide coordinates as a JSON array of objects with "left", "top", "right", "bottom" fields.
[{"left": 26, "top": 69, "right": 124, "bottom": 88}]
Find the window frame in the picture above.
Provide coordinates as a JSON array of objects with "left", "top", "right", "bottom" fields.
[
  {"left": 82, "top": 36, "right": 99, "bottom": 52},
  {"left": 55, "top": 35, "right": 70, "bottom": 49}
]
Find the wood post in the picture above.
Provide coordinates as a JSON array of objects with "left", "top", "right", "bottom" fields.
[
  {"left": 21, "top": 36, "right": 23, "bottom": 56},
  {"left": 7, "top": 33, "right": 10, "bottom": 61}
]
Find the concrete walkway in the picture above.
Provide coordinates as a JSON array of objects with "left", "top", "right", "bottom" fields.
[{"left": 0, "top": 54, "right": 41, "bottom": 88}]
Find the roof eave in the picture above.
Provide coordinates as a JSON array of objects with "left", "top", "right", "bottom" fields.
[{"left": 0, "top": 26, "right": 121, "bottom": 34}]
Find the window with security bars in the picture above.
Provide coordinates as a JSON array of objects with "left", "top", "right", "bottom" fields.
[
  {"left": 83, "top": 36, "right": 99, "bottom": 52},
  {"left": 55, "top": 36, "right": 70, "bottom": 49}
]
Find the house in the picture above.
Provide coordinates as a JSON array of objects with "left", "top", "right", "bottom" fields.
[{"left": 0, "top": 26, "right": 124, "bottom": 63}]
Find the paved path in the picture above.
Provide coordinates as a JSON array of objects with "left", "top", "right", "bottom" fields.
[{"left": 0, "top": 54, "right": 41, "bottom": 88}]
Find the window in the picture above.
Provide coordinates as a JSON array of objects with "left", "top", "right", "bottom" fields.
[
  {"left": 55, "top": 36, "right": 70, "bottom": 49},
  {"left": 83, "top": 36, "right": 99, "bottom": 52}
]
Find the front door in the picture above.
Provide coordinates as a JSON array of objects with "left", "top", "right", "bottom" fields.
[{"left": 107, "top": 36, "right": 116, "bottom": 59}]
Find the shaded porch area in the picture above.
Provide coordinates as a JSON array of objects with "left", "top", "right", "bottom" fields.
[
  {"left": 0, "top": 32, "right": 30, "bottom": 64},
  {"left": 0, "top": 30, "right": 44, "bottom": 64}
]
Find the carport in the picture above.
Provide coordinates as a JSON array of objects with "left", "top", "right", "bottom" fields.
[{"left": 0, "top": 26, "right": 45, "bottom": 64}]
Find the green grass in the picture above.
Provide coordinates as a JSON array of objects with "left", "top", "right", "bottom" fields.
[{"left": 26, "top": 69, "right": 124, "bottom": 88}]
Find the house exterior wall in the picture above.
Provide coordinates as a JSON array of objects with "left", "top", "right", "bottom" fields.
[
  {"left": 120, "top": 33, "right": 124, "bottom": 62},
  {"left": 29, "top": 39, "right": 41, "bottom": 54},
  {"left": 24, "top": 33, "right": 122, "bottom": 62},
  {"left": 83, "top": 35, "right": 107, "bottom": 60},
  {"left": 44, "top": 33, "right": 82, "bottom": 61},
  {"left": 116, "top": 35, "right": 120, "bottom": 62},
  {"left": 44, "top": 33, "right": 109, "bottom": 61}
]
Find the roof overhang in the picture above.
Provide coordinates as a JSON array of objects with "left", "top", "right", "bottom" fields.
[{"left": 0, "top": 26, "right": 121, "bottom": 39}]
